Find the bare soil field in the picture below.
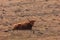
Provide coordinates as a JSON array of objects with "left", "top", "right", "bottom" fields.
[{"left": 0, "top": 0, "right": 60, "bottom": 40}]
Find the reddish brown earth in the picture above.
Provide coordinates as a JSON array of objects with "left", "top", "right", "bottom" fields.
[{"left": 0, "top": 0, "right": 60, "bottom": 40}]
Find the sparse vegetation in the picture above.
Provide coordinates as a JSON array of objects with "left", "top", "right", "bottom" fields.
[{"left": 0, "top": 0, "right": 60, "bottom": 40}]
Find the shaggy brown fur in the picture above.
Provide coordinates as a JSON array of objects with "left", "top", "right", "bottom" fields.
[{"left": 13, "top": 20, "right": 35, "bottom": 30}]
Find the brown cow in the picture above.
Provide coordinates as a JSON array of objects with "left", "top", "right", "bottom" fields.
[{"left": 13, "top": 20, "right": 35, "bottom": 30}]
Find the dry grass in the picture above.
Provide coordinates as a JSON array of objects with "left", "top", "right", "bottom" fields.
[{"left": 0, "top": 0, "right": 60, "bottom": 40}]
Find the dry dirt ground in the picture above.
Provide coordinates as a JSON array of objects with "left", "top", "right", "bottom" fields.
[{"left": 0, "top": 0, "right": 60, "bottom": 40}]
